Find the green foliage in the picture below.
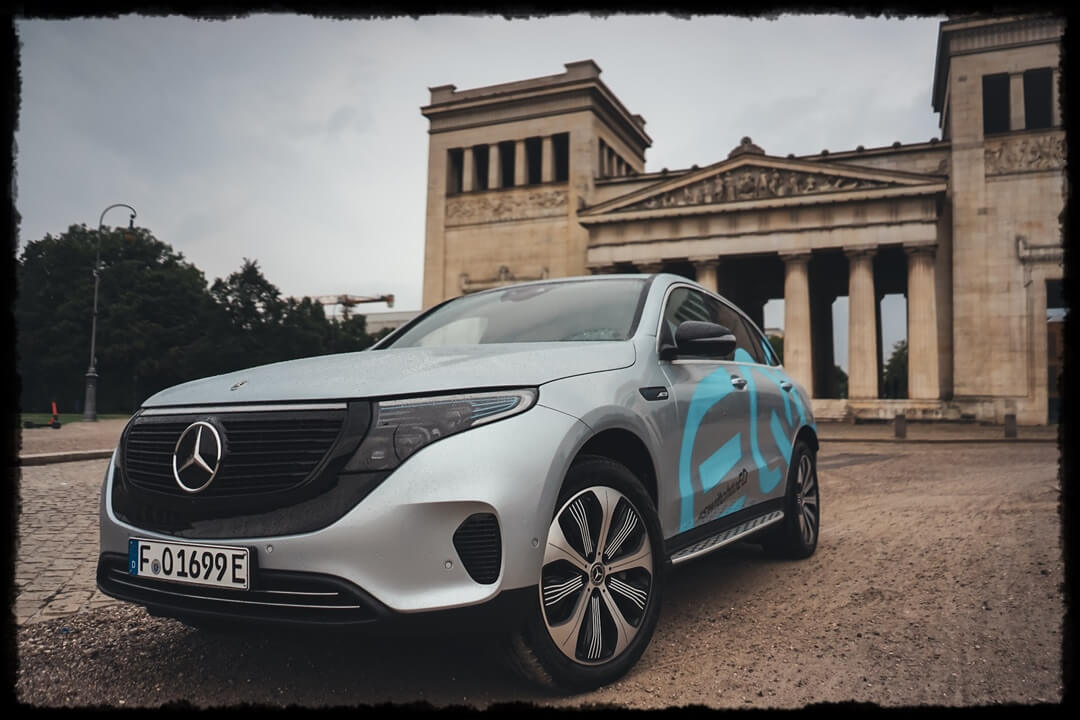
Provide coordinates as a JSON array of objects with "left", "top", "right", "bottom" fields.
[
  {"left": 768, "top": 334, "right": 783, "bottom": 364},
  {"left": 882, "top": 339, "right": 908, "bottom": 399},
  {"left": 17, "top": 227, "right": 383, "bottom": 414},
  {"left": 833, "top": 365, "right": 848, "bottom": 399}
]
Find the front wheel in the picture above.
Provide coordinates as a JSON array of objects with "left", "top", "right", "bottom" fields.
[{"left": 506, "top": 456, "right": 665, "bottom": 692}]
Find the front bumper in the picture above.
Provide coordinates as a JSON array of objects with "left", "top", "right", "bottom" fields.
[{"left": 99, "top": 404, "right": 588, "bottom": 618}]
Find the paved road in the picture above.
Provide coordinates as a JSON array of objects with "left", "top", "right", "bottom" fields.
[
  {"left": 15, "top": 441, "right": 1065, "bottom": 709},
  {"left": 15, "top": 458, "right": 123, "bottom": 625}
]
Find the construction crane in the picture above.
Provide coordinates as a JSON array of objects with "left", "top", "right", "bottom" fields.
[{"left": 306, "top": 293, "right": 395, "bottom": 322}]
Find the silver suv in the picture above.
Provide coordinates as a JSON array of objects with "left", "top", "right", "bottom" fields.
[{"left": 97, "top": 273, "right": 819, "bottom": 691}]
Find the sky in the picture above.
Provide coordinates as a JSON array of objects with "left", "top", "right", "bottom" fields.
[{"left": 14, "top": 13, "right": 945, "bottom": 371}]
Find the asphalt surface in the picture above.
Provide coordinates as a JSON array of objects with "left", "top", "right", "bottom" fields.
[{"left": 13, "top": 438, "right": 1065, "bottom": 708}]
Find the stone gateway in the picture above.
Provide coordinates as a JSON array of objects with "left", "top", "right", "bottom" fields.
[{"left": 419, "top": 15, "right": 1064, "bottom": 425}]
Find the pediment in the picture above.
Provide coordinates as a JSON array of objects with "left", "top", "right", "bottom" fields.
[{"left": 582, "top": 154, "right": 944, "bottom": 216}]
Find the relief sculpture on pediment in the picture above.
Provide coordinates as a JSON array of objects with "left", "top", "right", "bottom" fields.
[
  {"left": 984, "top": 134, "right": 1065, "bottom": 175},
  {"left": 621, "top": 166, "right": 890, "bottom": 212}
]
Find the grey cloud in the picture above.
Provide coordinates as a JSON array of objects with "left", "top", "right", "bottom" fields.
[{"left": 15, "top": 14, "right": 947, "bottom": 312}]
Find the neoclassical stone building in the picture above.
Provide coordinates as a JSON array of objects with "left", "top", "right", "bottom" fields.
[{"left": 419, "top": 14, "right": 1064, "bottom": 424}]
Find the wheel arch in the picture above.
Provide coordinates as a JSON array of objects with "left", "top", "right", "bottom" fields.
[
  {"left": 573, "top": 428, "right": 659, "bottom": 510},
  {"left": 794, "top": 424, "right": 819, "bottom": 454}
]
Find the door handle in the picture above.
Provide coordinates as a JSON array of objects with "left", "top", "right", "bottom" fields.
[
  {"left": 780, "top": 381, "right": 793, "bottom": 392},
  {"left": 731, "top": 376, "right": 748, "bottom": 390}
]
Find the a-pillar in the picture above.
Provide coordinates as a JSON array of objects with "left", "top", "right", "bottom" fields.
[
  {"left": 782, "top": 252, "right": 813, "bottom": 394},
  {"left": 541, "top": 136, "right": 554, "bottom": 183},
  {"left": 462, "top": 147, "right": 476, "bottom": 192},
  {"left": 488, "top": 143, "right": 502, "bottom": 189},
  {"left": 846, "top": 247, "right": 879, "bottom": 400},
  {"left": 514, "top": 140, "right": 527, "bottom": 186},
  {"left": 691, "top": 256, "right": 718, "bottom": 293},
  {"left": 906, "top": 244, "right": 941, "bottom": 399}
]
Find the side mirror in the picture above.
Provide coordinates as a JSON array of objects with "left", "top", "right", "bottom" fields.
[{"left": 665, "top": 320, "right": 736, "bottom": 359}]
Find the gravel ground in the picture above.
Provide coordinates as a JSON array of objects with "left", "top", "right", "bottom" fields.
[{"left": 15, "top": 442, "right": 1064, "bottom": 708}]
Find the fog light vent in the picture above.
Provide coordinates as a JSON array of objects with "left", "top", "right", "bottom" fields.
[{"left": 453, "top": 513, "right": 501, "bottom": 585}]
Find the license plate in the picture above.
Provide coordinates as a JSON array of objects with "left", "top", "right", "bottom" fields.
[{"left": 128, "top": 538, "right": 249, "bottom": 590}]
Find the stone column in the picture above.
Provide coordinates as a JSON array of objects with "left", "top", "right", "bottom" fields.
[
  {"left": 1052, "top": 69, "right": 1061, "bottom": 127},
  {"left": 514, "top": 140, "right": 527, "bottom": 186},
  {"left": 691, "top": 257, "right": 718, "bottom": 292},
  {"left": 906, "top": 245, "right": 941, "bottom": 399},
  {"left": 1009, "top": 73, "right": 1025, "bottom": 131},
  {"left": 846, "top": 247, "right": 879, "bottom": 400},
  {"left": 782, "top": 253, "right": 813, "bottom": 394},
  {"left": 462, "top": 147, "right": 475, "bottom": 192},
  {"left": 541, "top": 136, "right": 554, "bottom": 183},
  {"left": 488, "top": 143, "right": 501, "bottom": 189}
]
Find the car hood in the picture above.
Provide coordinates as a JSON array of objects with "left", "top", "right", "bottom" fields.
[{"left": 142, "top": 341, "right": 637, "bottom": 407}]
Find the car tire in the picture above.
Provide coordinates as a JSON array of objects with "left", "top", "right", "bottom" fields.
[
  {"left": 762, "top": 439, "right": 820, "bottom": 559},
  {"left": 505, "top": 455, "right": 665, "bottom": 693}
]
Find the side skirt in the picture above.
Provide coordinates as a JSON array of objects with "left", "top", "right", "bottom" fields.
[{"left": 665, "top": 499, "right": 784, "bottom": 566}]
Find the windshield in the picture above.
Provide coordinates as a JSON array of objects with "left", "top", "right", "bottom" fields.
[{"left": 385, "top": 278, "right": 649, "bottom": 348}]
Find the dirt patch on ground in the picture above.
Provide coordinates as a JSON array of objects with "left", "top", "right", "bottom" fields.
[{"left": 15, "top": 442, "right": 1063, "bottom": 708}]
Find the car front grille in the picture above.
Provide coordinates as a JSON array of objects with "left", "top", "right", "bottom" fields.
[{"left": 123, "top": 409, "right": 347, "bottom": 499}]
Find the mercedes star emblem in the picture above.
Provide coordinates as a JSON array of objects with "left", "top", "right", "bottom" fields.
[{"left": 172, "top": 421, "right": 223, "bottom": 493}]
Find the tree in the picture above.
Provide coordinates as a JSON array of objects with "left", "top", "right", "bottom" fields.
[
  {"left": 17, "top": 225, "right": 219, "bottom": 413},
  {"left": 882, "top": 339, "right": 908, "bottom": 399},
  {"left": 17, "top": 231, "right": 386, "bottom": 414},
  {"left": 768, "top": 334, "right": 784, "bottom": 364},
  {"left": 211, "top": 258, "right": 285, "bottom": 332},
  {"left": 833, "top": 365, "right": 848, "bottom": 399},
  {"left": 208, "top": 260, "right": 382, "bottom": 366}
]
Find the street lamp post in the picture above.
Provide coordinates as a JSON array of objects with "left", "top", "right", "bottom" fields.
[{"left": 83, "top": 203, "right": 137, "bottom": 422}]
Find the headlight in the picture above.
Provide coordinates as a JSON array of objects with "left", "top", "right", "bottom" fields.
[{"left": 343, "top": 389, "right": 537, "bottom": 471}]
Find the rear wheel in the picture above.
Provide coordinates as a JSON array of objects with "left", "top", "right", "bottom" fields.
[
  {"left": 506, "top": 456, "right": 664, "bottom": 692},
  {"left": 763, "top": 439, "right": 820, "bottom": 559}
]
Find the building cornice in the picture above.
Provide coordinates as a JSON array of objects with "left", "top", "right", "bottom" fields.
[
  {"left": 580, "top": 183, "right": 948, "bottom": 226},
  {"left": 932, "top": 13, "right": 1063, "bottom": 114},
  {"left": 421, "top": 61, "right": 652, "bottom": 152}
]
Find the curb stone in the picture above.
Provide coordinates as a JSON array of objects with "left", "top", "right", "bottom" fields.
[{"left": 18, "top": 450, "right": 115, "bottom": 466}]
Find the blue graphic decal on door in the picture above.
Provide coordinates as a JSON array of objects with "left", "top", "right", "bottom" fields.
[
  {"left": 699, "top": 432, "right": 743, "bottom": 493},
  {"left": 677, "top": 367, "right": 736, "bottom": 531},
  {"left": 677, "top": 355, "right": 815, "bottom": 532},
  {"left": 734, "top": 349, "right": 783, "bottom": 494}
]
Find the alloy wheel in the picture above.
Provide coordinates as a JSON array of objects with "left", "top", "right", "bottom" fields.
[
  {"left": 540, "top": 486, "right": 654, "bottom": 665},
  {"left": 795, "top": 453, "right": 819, "bottom": 546}
]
